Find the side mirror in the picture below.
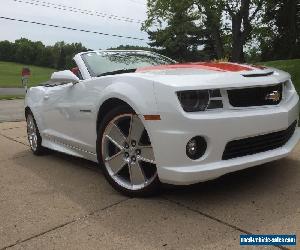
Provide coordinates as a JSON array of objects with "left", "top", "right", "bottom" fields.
[{"left": 51, "top": 70, "right": 79, "bottom": 84}]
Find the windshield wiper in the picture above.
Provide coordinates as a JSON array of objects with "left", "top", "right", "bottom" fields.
[{"left": 97, "top": 68, "right": 137, "bottom": 77}]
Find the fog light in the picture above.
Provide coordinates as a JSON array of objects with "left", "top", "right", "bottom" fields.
[{"left": 186, "top": 136, "right": 207, "bottom": 160}]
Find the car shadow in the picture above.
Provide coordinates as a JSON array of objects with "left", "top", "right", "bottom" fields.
[
  {"left": 162, "top": 158, "right": 299, "bottom": 196},
  {"left": 15, "top": 148, "right": 300, "bottom": 199}
]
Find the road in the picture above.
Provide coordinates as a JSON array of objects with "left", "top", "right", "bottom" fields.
[
  {"left": 0, "top": 121, "right": 299, "bottom": 249},
  {"left": 0, "top": 88, "right": 26, "bottom": 96}
]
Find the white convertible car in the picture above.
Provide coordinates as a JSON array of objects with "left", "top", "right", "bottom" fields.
[{"left": 25, "top": 50, "right": 300, "bottom": 196}]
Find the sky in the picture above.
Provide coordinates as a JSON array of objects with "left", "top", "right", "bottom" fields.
[{"left": 0, "top": 0, "right": 149, "bottom": 50}]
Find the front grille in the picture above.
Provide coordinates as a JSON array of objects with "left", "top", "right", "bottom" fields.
[
  {"left": 222, "top": 121, "right": 297, "bottom": 160},
  {"left": 228, "top": 84, "right": 283, "bottom": 107}
]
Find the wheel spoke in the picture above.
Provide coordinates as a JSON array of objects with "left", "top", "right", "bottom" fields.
[
  {"left": 139, "top": 146, "right": 155, "bottom": 164},
  {"left": 129, "top": 162, "right": 145, "bottom": 185},
  {"left": 105, "top": 152, "right": 126, "bottom": 175},
  {"left": 28, "top": 119, "right": 33, "bottom": 132},
  {"left": 129, "top": 115, "right": 145, "bottom": 143},
  {"left": 32, "top": 136, "right": 37, "bottom": 149},
  {"left": 27, "top": 115, "right": 38, "bottom": 151},
  {"left": 105, "top": 123, "right": 127, "bottom": 149}
]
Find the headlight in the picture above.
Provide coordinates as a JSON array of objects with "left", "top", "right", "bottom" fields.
[
  {"left": 177, "top": 89, "right": 223, "bottom": 112},
  {"left": 177, "top": 90, "right": 209, "bottom": 112}
]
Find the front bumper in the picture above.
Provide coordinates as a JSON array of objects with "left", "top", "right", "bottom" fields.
[{"left": 146, "top": 93, "right": 300, "bottom": 185}]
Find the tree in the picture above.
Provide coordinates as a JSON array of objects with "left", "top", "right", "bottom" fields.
[
  {"left": 64, "top": 42, "right": 88, "bottom": 69},
  {"left": 52, "top": 41, "right": 88, "bottom": 69},
  {"left": 143, "top": 0, "right": 207, "bottom": 61},
  {"left": 33, "top": 41, "right": 46, "bottom": 65},
  {"left": 57, "top": 47, "right": 66, "bottom": 70},
  {"left": 37, "top": 46, "right": 55, "bottom": 68},
  {"left": 143, "top": 0, "right": 264, "bottom": 62},
  {"left": 0, "top": 40, "right": 16, "bottom": 61},
  {"left": 0, "top": 38, "right": 88, "bottom": 69},
  {"left": 224, "top": 0, "right": 264, "bottom": 62},
  {"left": 108, "top": 45, "right": 153, "bottom": 51},
  {"left": 195, "top": 0, "right": 225, "bottom": 59},
  {"left": 14, "top": 38, "right": 37, "bottom": 64},
  {"left": 261, "top": 0, "right": 300, "bottom": 60},
  {"left": 151, "top": 3, "right": 205, "bottom": 61}
]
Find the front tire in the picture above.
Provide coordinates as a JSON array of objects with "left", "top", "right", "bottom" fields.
[
  {"left": 26, "top": 111, "right": 46, "bottom": 155},
  {"left": 97, "top": 105, "right": 160, "bottom": 197}
]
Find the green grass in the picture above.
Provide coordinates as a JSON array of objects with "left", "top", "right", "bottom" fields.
[
  {"left": 0, "top": 61, "right": 55, "bottom": 88},
  {"left": 262, "top": 59, "right": 300, "bottom": 94}
]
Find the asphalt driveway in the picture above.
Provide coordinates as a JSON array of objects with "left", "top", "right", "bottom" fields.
[{"left": 0, "top": 121, "right": 299, "bottom": 249}]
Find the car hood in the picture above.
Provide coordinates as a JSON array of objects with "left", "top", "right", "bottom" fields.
[{"left": 131, "top": 62, "right": 290, "bottom": 89}]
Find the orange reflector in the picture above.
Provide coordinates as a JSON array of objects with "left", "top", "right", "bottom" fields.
[{"left": 143, "top": 115, "right": 161, "bottom": 121}]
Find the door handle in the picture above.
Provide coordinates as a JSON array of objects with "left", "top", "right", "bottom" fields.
[{"left": 44, "top": 95, "right": 49, "bottom": 100}]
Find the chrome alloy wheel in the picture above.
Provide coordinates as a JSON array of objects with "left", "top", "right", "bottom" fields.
[
  {"left": 101, "top": 114, "right": 157, "bottom": 191},
  {"left": 27, "top": 114, "right": 38, "bottom": 151}
]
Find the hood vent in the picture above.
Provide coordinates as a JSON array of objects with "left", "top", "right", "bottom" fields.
[{"left": 242, "top": 71, "right": 274, "bottom": 78}]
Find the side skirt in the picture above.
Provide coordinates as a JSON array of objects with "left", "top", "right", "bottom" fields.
[{"left": 42, "top": 136, "right": 98, "bottom": 163}]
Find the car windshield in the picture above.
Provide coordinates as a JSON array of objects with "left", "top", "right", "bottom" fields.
[{"left": 81, "top": 51, "right": 176, "bottom": 77}]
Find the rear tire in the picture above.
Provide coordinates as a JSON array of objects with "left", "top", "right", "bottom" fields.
[
  {"left": 26, "top": 111, "right": 47, "bottom": 155},
  {"left": 97, "top": 105, "right": 160, "bottom": 197}
]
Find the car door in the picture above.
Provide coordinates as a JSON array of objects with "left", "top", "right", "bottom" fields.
[{"left": 41, "top": 80, "right": 98, "bottom": 154}]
